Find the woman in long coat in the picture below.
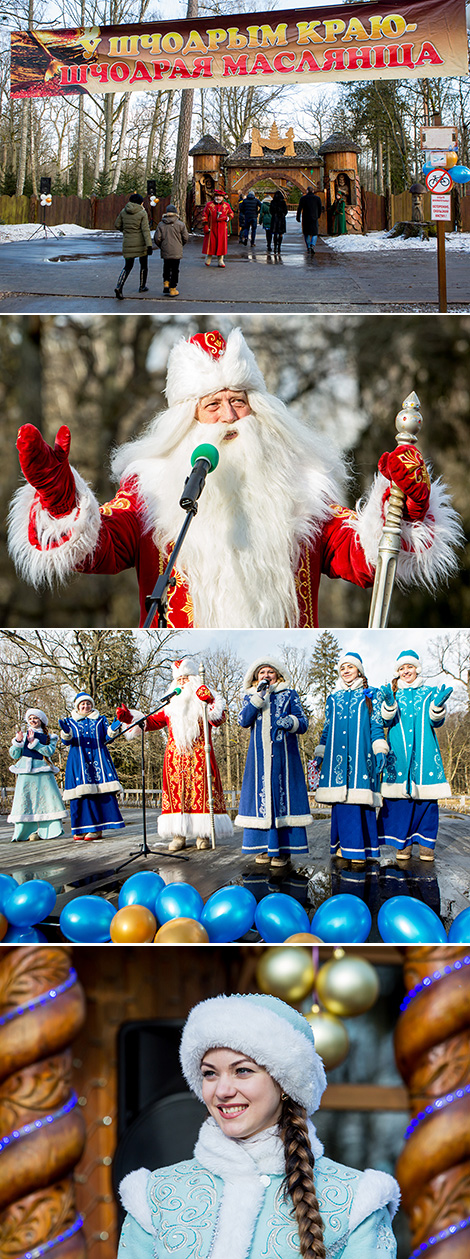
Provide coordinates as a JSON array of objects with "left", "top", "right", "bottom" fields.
[
  {"left": 60, "top": 691, "right": 124, "bottom": 840},
  {"left": 378, "top": 649, "right": 452, "bottom": 861},
  {"left": 314, "top": 651, "right": 388, "bottom": 863},
  {"left": 114, "top": 193, "right": 153, "bottom": 298},
  {"left": 270, "top": 189, "right": 288, "bottom": 254},
  {"left": 236, "top": 656, "right": 311, "bottom": 870},
  {"left": 202, "top": 188, "right": 234, "bottom": 267},
  {"left": 8, "top": 707, "right": 66, "bottom": 842},
  {"left": 118, "top": 993, "right": 399, "bottom": 1259}
]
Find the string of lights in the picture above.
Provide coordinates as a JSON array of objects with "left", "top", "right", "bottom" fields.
[
  {"left": 404, "top": 1082, "right": 470, "bottom": 1139},
  {"left": 400, "top": 955, "right": 470, "bottom": 1012},
  {"left": 20, "top": 1212, "right": 84, "bottom": 1259},
  {"left": 0, "top": 1092, "right": 78, "bottom": 1153},
  {"left": 0, "top": 968, "right": 78, "bottom": 1028},
  {"left": 409, "top": 1215, "right": 470, "bottom": 1257}
]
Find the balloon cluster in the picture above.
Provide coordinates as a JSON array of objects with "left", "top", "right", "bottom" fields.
[
  {"left": 0, "top": 872, "right": 55, "bottom": 943},
  {"left": 58, "top": 874, "right": 260, "bottom": 944},
  {"left": 255, "top": 946, "right": 380, "bottom": 1070},
  {"left": 422, "top": 147, "right": 470, "bottom": 185}
]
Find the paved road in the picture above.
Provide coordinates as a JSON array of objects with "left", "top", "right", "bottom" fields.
[{"left": 0, "top": 214, "right": 467, "bottom": 313}]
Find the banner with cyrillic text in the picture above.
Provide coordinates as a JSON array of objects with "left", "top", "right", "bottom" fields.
[{"left": 10, "top": 0, "right": 468, "bottom": 98}]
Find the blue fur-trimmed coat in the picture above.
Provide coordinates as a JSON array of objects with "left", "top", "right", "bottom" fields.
[
  {"left": 117, "top": 1120, "right": 399, "bottom": 1259},
  {"left": 235, "top": 684, "right": 311, "bottom": 829},
  {"left": 380, "top": 679, "right": 450, "bottom": 800},
  {"left": 60, "top": 709, "right": 122, "bottom": 800},
  {"left": 315, "top": 681, "right": 388, "bottom": 807}
]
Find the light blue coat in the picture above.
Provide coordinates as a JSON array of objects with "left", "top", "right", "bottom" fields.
[
  {"left": 380, "top": 680, "right": 450, "bottom": 799},
  {"left": 315, "top": 683, "right": 388, "bottom": 806},
  {"left": 118, "top": 1155, "right": 397, "bottom": 1259}
]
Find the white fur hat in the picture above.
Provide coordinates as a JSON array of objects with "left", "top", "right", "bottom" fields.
[
  {"left": 172, "top": 657, "right": 199, "bottom": 680},
  {"left": 180, "top": 993, "right": 327, "bottom": 1115},
  {"left": 74, "top": 691, "right": 94, "bottom": 706},
  {"left": 165, "top": 328, "right": 266, "bottom": 408},
  {"left": 244, "top": 657, "right": 290, "bottom": 692},
  {"left": 395, "top": 649, "right": 421, "bottom": 674},
  {"left": 338, "top": 652, "right": 365, "bottom": 677},
  {"left": 25, "top": 708, "right": 48, "bottom": 726}
]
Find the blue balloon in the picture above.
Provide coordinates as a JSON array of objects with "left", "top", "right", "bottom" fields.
[
  {"left": 378, "top": 896, "right": 447, "bottom": 944},
  {"left": 118, "top": 871, "right": 165, "bottom": 913},
  {"left": 448, "top": 907, "right": 470, "bottom": 943},
  {"left": 156, "top": 882, "right": 203, "bottom": 924},
  {"left": 3, "top": 925, "right": 48, "bottom": 943},
  {"left": 4, "top": 880, "right": 56, "bottom": 927},
  {"left": 60, "top": 895, "right": 115, "bottom": 943},
  {"left": 422, "top": 162, "right": 434, "bottom": 176},
  {"left": 0, "top": 874, "right": 19, "bottom": 913},
  {"left": 255, "top": 893, "right": 310, "bottom": 943},
  {"left": 451, "top": 165, "right": 470, "bottom": 184},
  {"left": 311, "top": 894, "right": 371, "bottom": 944},
  {"left": 201, "top": 886, "right": 256, "bottom": 942}
]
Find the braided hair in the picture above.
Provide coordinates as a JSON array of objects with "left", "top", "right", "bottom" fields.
[
  {"left": 361, "top": 675, "right": 373, "bottom": 715},
  {"left": 279, "top": 1095, "right": 326, "bottom": 1259}
]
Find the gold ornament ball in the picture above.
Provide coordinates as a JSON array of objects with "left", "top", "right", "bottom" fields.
[
  {"left": 154, "top": 917, "right": 209, "bottom": 943},
  {"left": 446, "top": 151, "right": 458, "bottom": 168},
  {"left": 256, "top": 946, "right": 316, "bottom": 1004},
  {"left": 110, "top": 905, "right": 157, "bottom": 943},
  {"left": 316, "top": 954, "right": 379, "bottom": 1018},
  {"left": 284, "top": 933, "right": 323, "bottom": 944},
  {"left": 304, "top": 1006, "right": 349, "bottom": 1070}
]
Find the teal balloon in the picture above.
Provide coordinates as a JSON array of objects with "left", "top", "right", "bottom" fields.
[
  {"left": 3, "top": 925, "right": 48, "bottom": 943},
  {"left": 4, "top": 880, "right": 56, "bottom": 927},
  {"left": 448, "top": 907, "right": 470, "bottom": 943},
  {"left": 201, "top": 886, "right": 256, "bottom": 942},
  {"left": 422, "top": 162, "right": 434, "bottom": 176},
  {"left": 378, "top": 896, "right": 447, "bottom": 944},
  {"left": 118, "top": 871, "right": 165, "bottom": 913},
  {"left": 451, "top": 165, "right": 470, "bottom": 184},
  {"left": 255, "top": 893, "right": 310, "bottom": 943},
  {"left": 156, "top": 882, "right": 203, "bottom": 924},
  {"left": 60, "top": 895, "right": 115, "bottom": 943},
  {"left": 0, "top": 874, "right": 19, "bottom": 913},
  {"left": 311, "top": 894, "right": 371, "bottom": 944}
]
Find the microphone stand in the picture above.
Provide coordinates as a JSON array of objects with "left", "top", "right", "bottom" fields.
[
  {"left": 109, "top": 698, "right": 189, "bottom": 870},
  {"left": 143, "top": 505, "right": 197, "bottom": 629}
]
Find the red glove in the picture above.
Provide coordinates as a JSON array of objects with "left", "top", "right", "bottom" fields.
[
  {"left": 378, "top": 445, "right": 431, "bottom": 522},
  {"left": 116, "top": 704, "right": 133, "bottom": 723},
  {"left": 196, "top": 685, "right": 214, "bottom": 704},
  {"left": 16, "top": 424, "right": 77, "bottom": 517}
]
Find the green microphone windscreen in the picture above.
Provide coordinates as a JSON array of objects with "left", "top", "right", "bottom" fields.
[{"left": 190, "top": 443, "right": 220, "bottom": 471}]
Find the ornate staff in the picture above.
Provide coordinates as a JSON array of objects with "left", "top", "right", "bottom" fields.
[
  {"left": 368, "top": 391, "right": 423, "bottom": 628},
  {"left": 199, "top": 661, "right": 216, "bottom": 850}
]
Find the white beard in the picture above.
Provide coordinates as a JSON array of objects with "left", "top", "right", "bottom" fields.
[
  {"left": 168, "top": 679, "right": 204, "bottom": 750},
  {"left": 112, "top": 391, "right": 344, "bottom": 629}
]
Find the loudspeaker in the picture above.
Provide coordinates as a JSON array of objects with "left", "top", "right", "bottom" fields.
[
  {"left": 147, "top": 179, "right": 157, "bottom": 197},
  {"left": 40, "top": 176, "right": 51, "bottom": 195}
]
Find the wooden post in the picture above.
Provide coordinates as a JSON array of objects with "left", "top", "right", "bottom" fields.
[
  {"left": 0, "top": 947, "right": 87, "bottom": 1259},
  {"left": 437, "top": 220, "right": 448, "bottom": 312},
  {"left": 394, "top": 946, "right": 470, "bottom": 1257}
]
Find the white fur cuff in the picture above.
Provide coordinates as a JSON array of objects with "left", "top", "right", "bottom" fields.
[
  {"left": 352, "top": 472, "right": 463, "bottom": 592},
  {"left": 314, "top": 745, "right": 325, "bottom": 758},
  {"left": 372, "top": 739, "right": 389, "bottom": 755},
  {"left": 208, "top": 692, "right": 226, "bottom": 723},
  {"left": 119, "top": 1169, "right": 153, "bottom": 1233},
  {"left": 8, "top": 470, "right": 102, "bottom": 590},
  {"left": 381, "top": 701, "right": 397, "bottom": 719},
  {"left": 429, "top": 702, "right": 445, "bottom": 721}
]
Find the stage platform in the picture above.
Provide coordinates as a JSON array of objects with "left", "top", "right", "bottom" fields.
[{"left": 0, "top": 806, "right": 468, "bottom": 941}]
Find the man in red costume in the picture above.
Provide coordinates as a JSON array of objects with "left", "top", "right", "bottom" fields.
[
  {"left": 9, "top": 326, "right": 461, "bottom": 628},
  {"left": 118, "top": 657, "right": 233, "bottom": 853},
  {"left": 202, "top": 188, "right": 234, "bottom": 267}
]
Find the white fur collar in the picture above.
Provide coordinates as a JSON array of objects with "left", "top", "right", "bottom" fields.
[
  {"left": 70, "top": 708, "right": 100, "bottom": 721},
  {"left": 396, "top": 677, "right": 423, "bottom": 690},
  {"left": 337, "top": 676, "right": 365, "bottom": 691}
]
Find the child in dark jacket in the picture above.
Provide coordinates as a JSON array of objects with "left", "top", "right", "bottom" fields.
[{"left": 153, "top": 204, "right": 189, "bottom": 296}]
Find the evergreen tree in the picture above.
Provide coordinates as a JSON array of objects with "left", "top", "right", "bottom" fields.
[{"left": 308, "top": 632, "right": 341, "bottom": 713}]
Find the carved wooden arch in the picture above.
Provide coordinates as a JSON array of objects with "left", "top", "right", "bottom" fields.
[{"left": 226, "top": 166, "right": 321, "bottom": 202}]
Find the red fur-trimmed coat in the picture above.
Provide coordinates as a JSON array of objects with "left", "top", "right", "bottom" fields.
[
  {"left": 202, "top": 200, "right": 233, "bottom": 256},
  {"left": 147, "top": 705, "right": 231, "bottom": 837}
]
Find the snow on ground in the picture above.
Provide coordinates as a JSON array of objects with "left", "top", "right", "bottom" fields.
[
  {"left": 0, "top": 223, "right": 121, "bottom": 243},
  {"left": 327, "top": 228, "right": 470, "bottom": 252}
]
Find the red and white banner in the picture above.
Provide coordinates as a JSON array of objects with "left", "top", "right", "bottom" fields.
[{"left": 10, "top": 0, "right": 468, "bottom": 98}]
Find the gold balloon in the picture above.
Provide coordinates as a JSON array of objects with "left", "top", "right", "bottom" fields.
[
  {"left": 316, "top": 953, "right": 379, "bottom": 1018},
  {"left": 255, "top": 946, "right": 316, "bottom": 1004},
  {"left": 0, "top": 914, "right": 7, "bottom": 942},
  {"left": 110, "top": 905, "right": 157, "bottom": 944},
  {"left": 284, "top": 933, "right": 323, "bottom": 944},
  {"left": 446, "top": 151, "right": 458, "bottom": 167},
  {"left": 304, "top": 1005, "right": 349, "bottom": 1070},
  {"left": 154, "top": 917, "right": 209, "bottom": 943}
]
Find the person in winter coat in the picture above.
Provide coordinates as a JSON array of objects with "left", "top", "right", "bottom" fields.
[
  {"left": 240, "top": 190, "right": 261, "bottom": 245},
  {"left": 332, "top": 195, "right": 347, "bottom": 235},
  {"left": 296, "top": 188, "right": 323, "bottom": 253},
  {"left": 114, "top": 193, "right": 153, "bottom": 299},
  {"left": 118, "top": 992, "right": 400, "bottom": 1259},
  {"left": 60, "top": 691, "right": 124, "bottom": 841},
  {"left": 153, "top": 204, "right": 189, "bottom": 297},
  {"left": 202, "top": 189, "right": 233, "bottom": 267},
  {"left": 236, "top": 657, "right": 311, "bottom": 871},
  {"left": 259, "top": 195, "right": 273, "bottom": 250},
  {"left": 270, "top": 189, "right": 288, "bottom": 254},
  {"left": 378, "top": 649, "right": 452, "bottom": 862},
  {"left": 8, "top": 707, "right": 66, "bottom": 842},
  {"left": 314, "top": 651, "right": 388, "bottom": 864}
]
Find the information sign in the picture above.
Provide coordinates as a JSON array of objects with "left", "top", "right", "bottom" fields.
[{"left": 431, "top": 194, "right": 452, "bottom": 219}]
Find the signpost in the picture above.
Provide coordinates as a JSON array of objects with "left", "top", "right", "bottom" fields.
[{"left": 421, "top": 124, "right": 456, "bottom": 314}]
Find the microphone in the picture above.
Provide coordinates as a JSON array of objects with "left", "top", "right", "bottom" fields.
[
  {"left": 158, "top": 685, "right": 182, "bottom": 706},
  {"left": 179, "top": 443, "right": 219, "bottom": 511}
]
